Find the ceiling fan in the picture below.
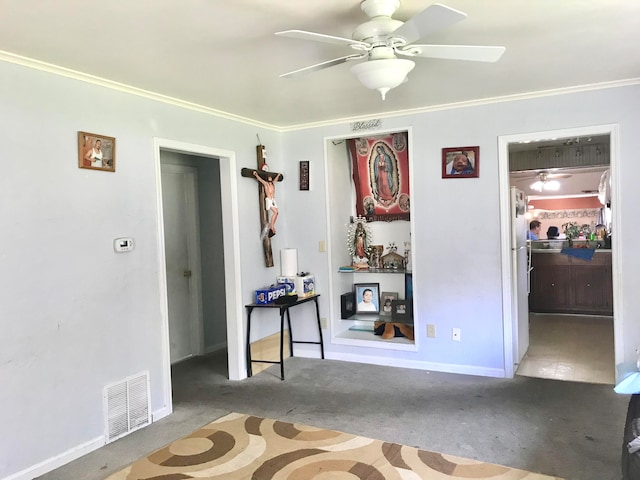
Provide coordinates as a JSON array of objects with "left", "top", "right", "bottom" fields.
[
  {"left": 275, "top": 0, "right": 506, "bottom": 99},
  {"left": 528, "top": 171, "right": 572, "bottom": 192}
]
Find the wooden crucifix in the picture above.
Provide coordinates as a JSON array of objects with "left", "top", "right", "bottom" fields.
[{"left": 240, "top": 145, "right": 284, "bottom": 267}]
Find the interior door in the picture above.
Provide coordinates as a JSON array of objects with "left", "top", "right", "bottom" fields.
[{"left": 161, "top": 164, "right": 200, "bottom": 363}]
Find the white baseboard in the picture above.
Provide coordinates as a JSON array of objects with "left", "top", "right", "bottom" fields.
[
  {"left": 152, "top": 405, "right": 172, "bottom": 422},
  {"left": 2, "top": 436, "right": 104, "bottom": 480},
  {"left": 289, "top": 345, "right": 323, "bottom": 359},
  {"left": 2, "top": 405, "right": 170, "bottom": 480},
  {"left": 295, "top": 348, "right": 506, "bottom": 378},
  {"left": 203, "top": 341, "right": 227, "bottom": 355}
]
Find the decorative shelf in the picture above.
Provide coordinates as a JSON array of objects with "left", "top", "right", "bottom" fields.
[
  {"left": 339, "top": 268, "right": 407, "bottom": 274},
  {"left": 342, "top": 313, "right": 413, "bottom": 324}
]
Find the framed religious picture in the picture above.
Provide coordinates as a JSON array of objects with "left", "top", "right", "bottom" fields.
[
  {"left": 78, "top": 131, "right": 116, "bottom": 172},
  {"left": 380, "top": 291, "right": 398, "bottom": 316},
  {"left": 354, "top": 283, "right": 380, "bottom": 314},
  {"left": 347, "top": 131, "right": 410, "bottom": 222},
  {"left": 368, "top": 244, "right": 384, "bottom": 269},
  {"left": 442, "top": 146, "right": 479, "bottom": 179},
  {"left": 299, "top": 160, "right": 309, "bottom": 191}
]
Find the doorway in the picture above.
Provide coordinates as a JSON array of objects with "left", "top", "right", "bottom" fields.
[
  {"left": 498, "top": 124, "right": 622, "bottom": 380},
  {"left": 153, "top": 138, "right": 244, "bottom": 419},
  {"left": 161, "top": 163, "right": 203, "bottom": 364}
]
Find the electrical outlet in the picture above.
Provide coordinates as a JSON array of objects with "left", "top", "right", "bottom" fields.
[
  {"left": 426, "top": 324, "right": 436, "bottom": 338},
  {"left": 320, "top": 317, "right": 328, "bottom": 329},
  {"left": 452, "top": 328, "right": 461, "bottom": 341}
]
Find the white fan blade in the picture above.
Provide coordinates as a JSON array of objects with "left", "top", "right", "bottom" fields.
[
  {"left": 391, "top": 4, "right": 467, "bottom": 44},
  {"left": 280, "top": 54, "right": 365, "bottom": 78},
  {"left": 275, "top": 30, "right": 369, "bottom": 48},
  {"left": 401, "top": 44, "right": 505, "bottom": 62}
]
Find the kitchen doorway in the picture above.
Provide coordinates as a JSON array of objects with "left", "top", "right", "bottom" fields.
[{"left": 498, "top": 124, "right": 622, "bottom": 381}]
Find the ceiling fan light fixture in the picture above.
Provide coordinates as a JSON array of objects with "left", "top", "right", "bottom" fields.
[
  {"left": 530, "top": 179, "right": 560, "bottom": 192},
  {"left": 277, "top": 3, "right": 505, "bottom": 93},
  {"left": 544, "top": 180, "right": 560, "bottom": 191},
  {"left": 530, "top": 180, "right": 544, "bottom": 192},
  {"left": 350, "top": 58, "right": 415, "bottom": 100}
]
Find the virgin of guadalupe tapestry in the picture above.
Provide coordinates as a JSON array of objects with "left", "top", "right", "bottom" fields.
[{"left": 347, "top": 132, "right": 410, "bottom": 222}]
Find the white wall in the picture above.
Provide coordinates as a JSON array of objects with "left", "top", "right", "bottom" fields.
[
  {"left": 1, "top": 56, "right": 639, "bottom": 479},
  {"left": 282, "top": 84, "right": 640, "bottom": 375},
  {"left": 0, "top": 61, "right": 284, "bottom": 479}
]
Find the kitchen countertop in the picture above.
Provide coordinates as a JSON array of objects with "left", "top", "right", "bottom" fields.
[{"left": 531, "top": 248, "right": 611, "bottom": 253}]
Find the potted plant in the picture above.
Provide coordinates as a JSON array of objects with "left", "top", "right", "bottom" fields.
[{"left": 562, "top": 221, "right": 592, "bottom": 246}]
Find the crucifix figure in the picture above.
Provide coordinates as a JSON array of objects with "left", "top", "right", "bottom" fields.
[
  {"left": 252, "top": 170, "right": 282, "bottom": 239},
  {"left": 240, "top": 144, "right": 284, "bottom": 267}
]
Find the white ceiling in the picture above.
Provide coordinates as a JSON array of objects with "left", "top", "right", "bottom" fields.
[{"left": 1, "top": 1, "right": 639, "bottom": 129}]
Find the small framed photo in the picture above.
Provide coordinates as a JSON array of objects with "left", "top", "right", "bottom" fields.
[
  {"left": 391, "top": 299, "right": 411, "bottom": 322},
  {"left": 380, "top": 291, "right": 399, "bottom": 316},
  {"left": 442, "top": 146, "right": 479, "bottom": 179},
  {"left": 340, "top": 291, "right": 356, "bottom": 319},
  {"left": 354, "top": 283, "right": 380, "bottom": 314},
  {"left": 78, "top": 131, "right": 116, "bottom": 172},
  {"left": 369, "top": 244, "right": 384, "bottom": 269}
]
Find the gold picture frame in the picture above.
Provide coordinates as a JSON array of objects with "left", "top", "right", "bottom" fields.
[{"left": 78, "top": 131, "right": 116, "bottom": 172}]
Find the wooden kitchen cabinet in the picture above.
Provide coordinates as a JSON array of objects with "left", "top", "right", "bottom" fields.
[
  {"left": 530, "top": 262, "right": 571, "bottom": 311},
  {"left": 529, "top": 251, "right": 612, "bottom": 315}
]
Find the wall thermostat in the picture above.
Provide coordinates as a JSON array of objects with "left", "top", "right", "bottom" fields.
[{"left": 114, "top": 237, "right": 134, "bottom": 252}]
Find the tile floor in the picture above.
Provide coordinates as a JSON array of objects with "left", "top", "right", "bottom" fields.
[{"left": 516, "top": 313, "right": 615, "bottom": 384}]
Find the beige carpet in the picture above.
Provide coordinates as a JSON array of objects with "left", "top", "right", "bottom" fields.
[{"left": 106, "top": 412, "right": 562, "bottom": 479}]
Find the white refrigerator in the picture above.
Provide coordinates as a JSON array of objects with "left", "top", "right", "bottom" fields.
[{"left": 510, "top": 187, "right": 531, "bottom": 366}]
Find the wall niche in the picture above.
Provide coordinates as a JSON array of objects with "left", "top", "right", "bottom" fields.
[{"left": 324, "top": 129, "right": 416, "bottom": 350}]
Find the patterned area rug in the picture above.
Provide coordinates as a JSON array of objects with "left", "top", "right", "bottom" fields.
[{"left": 106, "top": 412, "right": 562, "bottom": 479}]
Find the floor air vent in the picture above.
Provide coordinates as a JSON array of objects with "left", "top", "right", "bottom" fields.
[{"left": 103, "top": 371, "right": 151, "bottom": 443}]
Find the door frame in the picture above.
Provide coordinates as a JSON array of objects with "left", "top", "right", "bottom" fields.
[
  {"left": 161, "top": 163, "right": 203, "bottom": 362},
  {"left": 498, "top": 123, "right": 622, "bottom": 378},
  {"left": 153, "top": 138, "right": 244, "bottom": 418}
]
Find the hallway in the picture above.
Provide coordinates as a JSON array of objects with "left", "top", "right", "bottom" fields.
[{"left": 516, "top": 313, "right": 615, "bottom": 384}]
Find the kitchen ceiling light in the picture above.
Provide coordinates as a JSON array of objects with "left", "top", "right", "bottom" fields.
[
  {"left": 530, "top": 179, "right": 560, "bottom": 192},
  {"left": 350, "top": 58, "right": 415, "bottom": 100}
]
